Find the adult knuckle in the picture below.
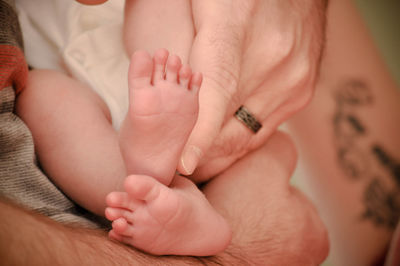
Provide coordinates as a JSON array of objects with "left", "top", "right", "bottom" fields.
[
  {"left": 290, "top": 57, "right": 313, "bottom": 89},
  {"left": 204, "top": 61, "right": 239, "bottom": 101},
  {"left": 293, "top": 59, "right": 316, "bottom": 106},
  {"left": 267, "top": 30, "right": 296, "bottom": 65}
]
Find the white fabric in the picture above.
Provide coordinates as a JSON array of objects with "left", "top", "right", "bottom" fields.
[{"left": 16, "top": 0, "right": 129, "bottom": 129}]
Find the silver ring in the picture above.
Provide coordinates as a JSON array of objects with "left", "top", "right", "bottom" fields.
[{"left": 234, "top": 106, "right": 262, "bottom": 133}]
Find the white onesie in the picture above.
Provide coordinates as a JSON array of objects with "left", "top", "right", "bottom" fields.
[{"left": 16, "top": 0, "right": 129, "bottom": 129}]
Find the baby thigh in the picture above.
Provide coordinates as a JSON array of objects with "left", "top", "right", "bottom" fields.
[
  {"left": 15, "top": 69, "right": 126, "bottom": 216},
  {"left": 123, "top": 0, "right": 194, "bottom": 63}
]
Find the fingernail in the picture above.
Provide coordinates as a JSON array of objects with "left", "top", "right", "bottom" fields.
[{"left": 181, "top": 145, "right": 202, "bottom": 175}]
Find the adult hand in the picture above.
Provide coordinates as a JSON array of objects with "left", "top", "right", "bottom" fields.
[
  {"left": 178, "top": 0, "right": 328, "bottom": 182},
  {"left": 203, "top": 131, "right": 329, "bottom": 265}
]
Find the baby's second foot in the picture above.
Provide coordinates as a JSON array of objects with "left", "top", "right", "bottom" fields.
[
  {"left": 105, "top": 175, "right": 231, "bottom": 256},
  {"left": 119, "top": 49, "right": 202, "bottom": 185}
]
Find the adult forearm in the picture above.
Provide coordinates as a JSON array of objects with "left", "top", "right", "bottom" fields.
[
  {"left": 287, "top": 0, "right": 400, "bottom": 265},
  {"left": 0, "top": 199, "right": 252, "bottom": 265},
  {"left": 0, "top": 199, "right": 154, "bottom": 265},
  {"left": 0, "top": 200, "right": 186, "bottom": 265}
]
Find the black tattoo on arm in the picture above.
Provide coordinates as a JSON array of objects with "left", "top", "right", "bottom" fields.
[
  {"left": 363, "top": 178, "right": 400, "bottom": 229},
  {"left": 333, "top": 79, "right": 400, "bottom": 230},
  {"left": 372, "top": 145, "right": 400, "bottom": 187}
]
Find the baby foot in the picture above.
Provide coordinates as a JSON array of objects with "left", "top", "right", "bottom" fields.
[
  {"left": 105, "top": 174, "right": 231, "bottom": 256},
  {"left": 119, "top": 49, "right": 202, "bottom": 185}
]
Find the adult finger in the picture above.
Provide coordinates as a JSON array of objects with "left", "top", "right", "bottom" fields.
[{"left": 177, "top": 25, "right": 244, "bottom": 175}]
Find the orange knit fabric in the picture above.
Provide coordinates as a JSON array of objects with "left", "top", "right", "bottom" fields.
[{"left": 0, "top": 44, "right": 28, "bottom": 94}]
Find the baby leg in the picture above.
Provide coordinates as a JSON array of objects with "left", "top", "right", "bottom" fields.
[
  {"left": 123, "top": 0, "right": 194, "bottom": 63},
  {"left": 109, "top": 50, "right": 231, "bottom": 255},
  {"left": 119, "top": 49, "right": 201, "bottom": 185},
  {"left": 16, "top": 70, "right": 126, "bottom": 216},
  {"left": 105, "top": 174, "right": 231, "bottom": 256}
]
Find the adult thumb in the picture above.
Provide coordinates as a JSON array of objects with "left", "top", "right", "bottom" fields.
[{"left": 177, "top": 27, "right": 242, "bottom": 175}]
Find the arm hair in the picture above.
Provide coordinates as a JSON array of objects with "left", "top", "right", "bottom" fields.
[{"left": 0, "top": 198, "right": 252, "bottom": 265}]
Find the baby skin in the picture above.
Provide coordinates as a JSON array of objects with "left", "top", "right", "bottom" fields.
[{"left": 105, "top": 49, "right": 231, "bottom": 256}]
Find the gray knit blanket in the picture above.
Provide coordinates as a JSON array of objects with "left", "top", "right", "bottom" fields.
[{"left": 0, "top": 0, "right": 106, "bottom": 228}]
